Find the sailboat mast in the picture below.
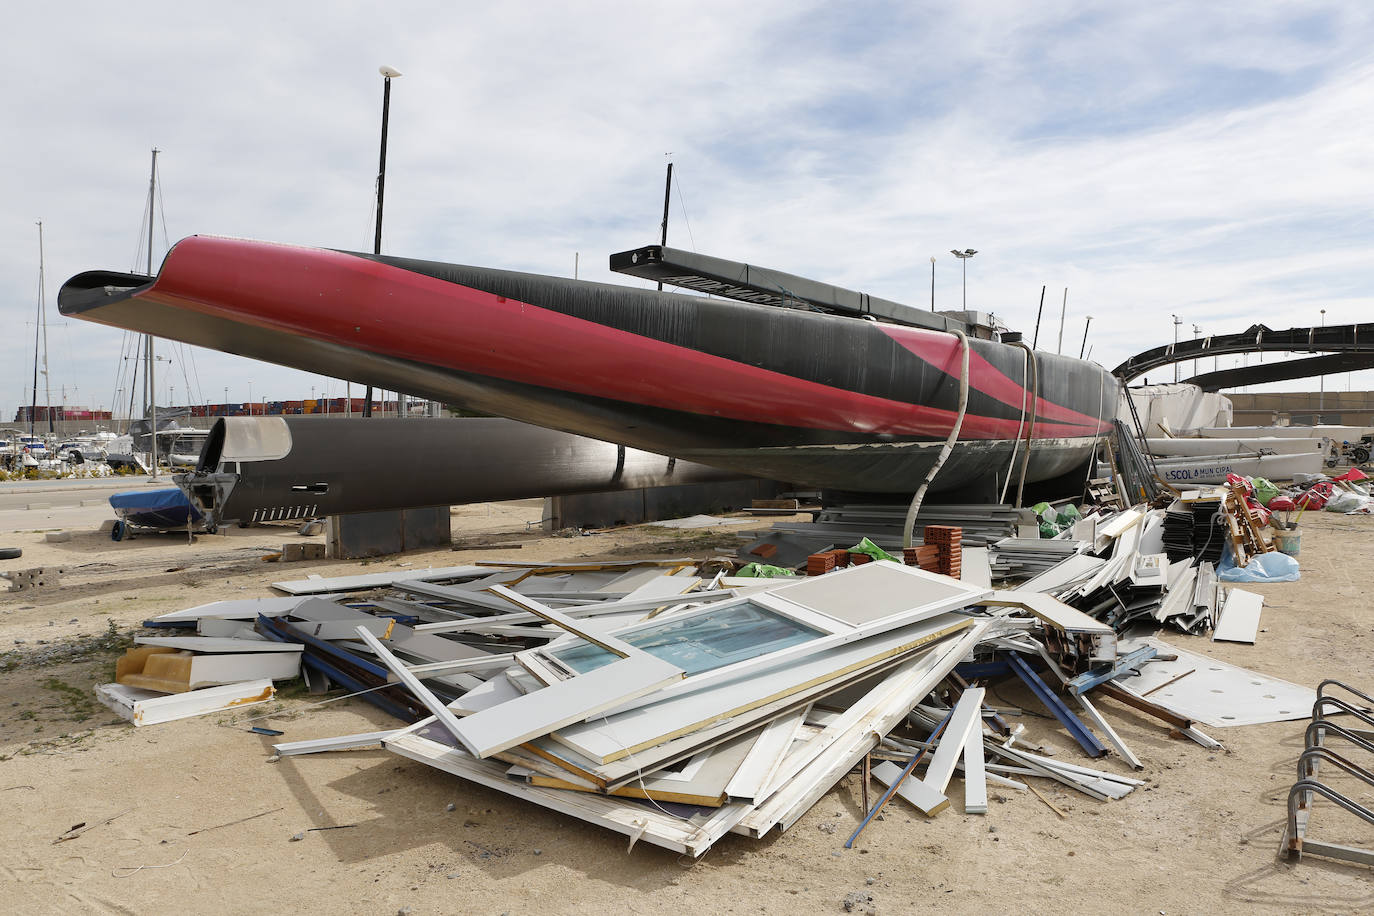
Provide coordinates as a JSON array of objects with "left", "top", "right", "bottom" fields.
[
  {"left": 657, "top": 161, "right": 672, "bottom": 292},
  {"left": 30, "top": 221, "right": 43, "bottom": 441},
  {"left": 146, "top": 148, "right": 159, "bottom": 478},
  {"left": 38, "top": 221, "right": 52, "bottom": 434}
]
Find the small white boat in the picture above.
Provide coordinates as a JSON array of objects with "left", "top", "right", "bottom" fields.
[
  {"left": 1191, "top": 425, "right": 1365, "bottom": 442},
  {"left": 1146, "top": 450, "right": 1324, "bottom": 486},
  {"left": 1146, "top": 437, "right": 1324, "bottom": 458}
]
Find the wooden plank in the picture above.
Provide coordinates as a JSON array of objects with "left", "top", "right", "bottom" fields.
[{"left": 1212, "top": 588, "right": 1263, "bottom": 644}]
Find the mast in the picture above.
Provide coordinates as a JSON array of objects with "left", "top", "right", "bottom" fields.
[
  {"left": 366, "top": 67, "right": 401, "bottom": 418},
  {"left": 30, "top": 222, "right": 42, "bottom": 441},
  {"left": 39, "top": 221, "right": 53, "bottom": 434},
  {"left": 657, "top": 160, "right": 672, "bottom": 291},
  {"left": 146, "top": 148, "right": 159, "bottom": 478}
]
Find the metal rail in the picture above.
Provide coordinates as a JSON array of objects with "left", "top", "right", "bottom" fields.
[
  {"left": 1113, "top": 322, "right": 1374, "bottom": 382},
  {"left": 1279, "top": 679, "right": 1374, "bottom": 866}
]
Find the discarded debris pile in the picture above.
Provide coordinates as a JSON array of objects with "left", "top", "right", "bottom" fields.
[
  {"left": 122, "top": 549, "right": 1323, "bottom": 858},
  {"left": 97, "top": 634, "right": 301, "bottom": 726}
]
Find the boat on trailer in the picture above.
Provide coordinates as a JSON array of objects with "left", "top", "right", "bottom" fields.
[{"left": 57, "top": 236, "right": 1118, "bottom": 495}]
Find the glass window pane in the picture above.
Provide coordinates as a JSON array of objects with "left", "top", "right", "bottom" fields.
[{"left": 550, "top": 602, "right": 826, "bottom": 676}]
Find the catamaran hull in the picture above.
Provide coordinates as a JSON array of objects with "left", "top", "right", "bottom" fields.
[{"left": 59, "top": 236, "right": 1118, "bottom": 493}]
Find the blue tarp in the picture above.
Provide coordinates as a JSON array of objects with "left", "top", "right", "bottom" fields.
[{"left": 108, "top": 487, "right": 202, "bottom": 529}]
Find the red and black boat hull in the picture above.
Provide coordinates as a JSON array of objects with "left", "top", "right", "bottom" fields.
[{"left": 59, "top": 236, "right": 1117, "bottom": 493}]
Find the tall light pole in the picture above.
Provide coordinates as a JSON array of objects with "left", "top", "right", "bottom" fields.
[
  {"left": 365, "top": 65, "right": 402, "bottom": 420},
  {"left": 1319, "top": 309, "right": 1327, "bottom": 418},
  {"left": 1079, "top": 315, "right": 1093, "bottom": 359},
  {"left": 247, "top": 380, "right": 252, "bottom": 415},
  {"left": 950, "top": 249, "right": 976, "bottom": 310},
  {"left": 1192, "top": 324, "right": 1202, "bottom": 378},
  {"left": 929, "top": 256, "right": 936, "bottom": 311},
  {"left": 1171, "top": 314, "right": 1182, "bottom": 382}
]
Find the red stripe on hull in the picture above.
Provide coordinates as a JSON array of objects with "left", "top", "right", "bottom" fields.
[
  {"left": 148, "top": 237, "right": 1102, "bottom": 440},
  {"left": 879, "top": 324, "right": 1111, "bottom": 432}
]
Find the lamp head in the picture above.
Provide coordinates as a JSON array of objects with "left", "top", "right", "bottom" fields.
[{"left": 379, "top": 65, "right": 402, "bottom": 79}]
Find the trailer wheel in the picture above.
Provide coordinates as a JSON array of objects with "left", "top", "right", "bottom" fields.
[
  {"left": 110, "top": 520, "right": 126, "bottom": 542},
  {"left": 1354, "top": 446, "right": 1370, "bottom": 465}
]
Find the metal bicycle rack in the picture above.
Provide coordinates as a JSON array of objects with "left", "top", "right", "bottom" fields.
[{"left": 1281, "top": 680, "right": 1374, "bottom": 867}]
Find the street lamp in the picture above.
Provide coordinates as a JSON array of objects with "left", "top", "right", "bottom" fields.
[
  {"left": 1079, "top": 316, "right": 1093, "bottom": 359},
  {"left": 929, "top": 256, "right": 936, "bottom": 311},
  {"left": 1192, "top": 324, "right": 1202, "bottom": 378},
  {"left": 247, "top": 381, "right": 252, "bottom": 415},
  {"left": 950, "top": 249, "right": 976, "bottom": 310},
  {"left": 1171, "top": 315, "right": 1182, "bottom": 383}
]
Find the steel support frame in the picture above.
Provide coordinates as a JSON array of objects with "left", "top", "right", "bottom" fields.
[{"left": 1007, "top": 652, "right": 1107, "bottom": 758}]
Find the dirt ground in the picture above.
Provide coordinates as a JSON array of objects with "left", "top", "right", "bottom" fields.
[{"left": 1, "top": 502, "right": 1371, "bottom": 915}]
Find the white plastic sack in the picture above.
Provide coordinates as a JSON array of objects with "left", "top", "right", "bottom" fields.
[{"left": 1324, "top": 491, "right": 1369, "bottom": 513}]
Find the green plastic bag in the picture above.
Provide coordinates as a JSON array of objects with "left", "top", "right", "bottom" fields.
[
  {"left": 1251, "top": 477, "right": 1279, "bottom": 507},
  {"left": 736, "top": 563, "right": 798, "bottom": 578},
  {"left": 848, "top": 537, "right": 899, "bottom": 563}
]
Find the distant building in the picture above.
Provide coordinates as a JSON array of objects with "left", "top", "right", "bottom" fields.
[{"left": 12, "top": 405, "right": 112, "bottom": 422}]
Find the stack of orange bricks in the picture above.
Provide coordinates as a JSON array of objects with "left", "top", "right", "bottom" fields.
[
  {"left": 922, "top": 525, "right": 963, "bottom": 578},
  {"left": 903, "top": 545, "right": 940, "bottom": 572},
  {"left": 806, "top": 549, "right": 851, "bottom": 575}
]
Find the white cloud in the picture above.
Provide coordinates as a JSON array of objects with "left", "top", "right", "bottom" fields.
[{"left": 3, "top": 1, "right": 1374, "bottom": 424}]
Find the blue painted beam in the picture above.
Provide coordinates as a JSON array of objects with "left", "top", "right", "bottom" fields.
[
  {"left": 1066, "top": 646, "right": 1158, "bottom": 696},
  {"left": 1007, "top": 652, "right": 1108, "bottom": 758}
]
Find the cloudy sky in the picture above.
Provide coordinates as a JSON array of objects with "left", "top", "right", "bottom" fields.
[{"left": 3, "top": 1, "right": 1372, "bottom": 423}]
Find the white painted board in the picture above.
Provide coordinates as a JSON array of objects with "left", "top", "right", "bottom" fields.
[
  {"left": 1212, "top": 589, "right": 1263, "bottom": 644},
  {"left": 554, "top": 614, "right": 971, "bottom": 764},
  {"left": 920, "top": 688, "right": 984, "bottom": 793},
  {"left": 1117, "top": 637, "right": 1315, "bottom": 727},
  {"left": 872, "top": 760, "right": 949, "bottom": 816},
  {"left": 450, "top": 654, "right": 684, "bottom": 758},
  {"left": 134, "top": 636, "right": 299, "bottom": 652},
  {"left": 962, "top": 726, "right": 988, "bottom": 814},
  {"left": 95, "top": 679, "right": 275, "bottom": 727}
]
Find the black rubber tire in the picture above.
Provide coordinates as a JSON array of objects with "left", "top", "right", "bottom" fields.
[
  {"left": 110, "top": 520, "right": 126, "bottom": 542},
  {"left": 1354, "top": 447, "right": 1370, "bottom": 465},
  {"left": 0, "top": 547, "right": 21, "bottom": 560}
]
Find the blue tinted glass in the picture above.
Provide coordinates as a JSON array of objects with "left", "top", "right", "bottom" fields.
[{"left": 550, "top": 603, "right": 824, "bottom": 676}]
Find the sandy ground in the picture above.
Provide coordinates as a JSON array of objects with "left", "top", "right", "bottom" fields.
[{"left": 1, "top": 498, "right": 1372, "bottom": 915}]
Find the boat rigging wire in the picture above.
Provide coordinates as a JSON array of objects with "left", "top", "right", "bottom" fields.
[
  {"left": 903, "top": 329, "right": 970, "bottom": 548},
  {"left": 1011, "top": 339, "right": 1040, "bottom": 508},
  {"left": 999, "top": 343, "right": 1032, "bottom": 504}
]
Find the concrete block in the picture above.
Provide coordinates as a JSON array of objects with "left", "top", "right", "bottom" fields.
[
  {"left": 280, "top": 543, "right": 327, "bottom": 563},
  {"left": 25, "top": 503, "right": 51, "bottom": 511},
  {"left": 44, "top": 531, "right": 74, "bottom": 543},
  {"left": 5, "top": 567, "right": 67, "bottom": 591}
]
